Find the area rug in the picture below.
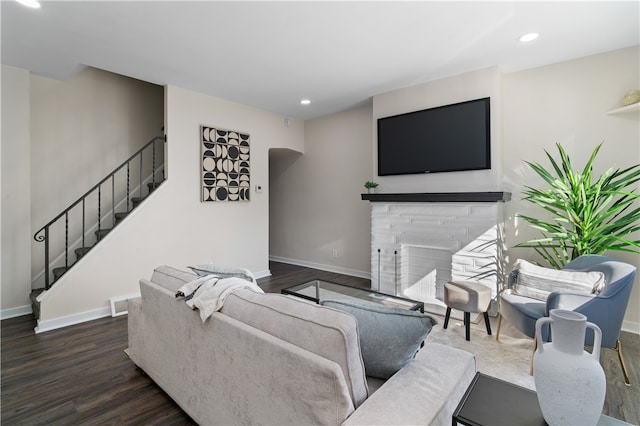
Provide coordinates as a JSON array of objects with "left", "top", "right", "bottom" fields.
[{"left": 425, "top": 314, "right": 536, "bottom": 390}]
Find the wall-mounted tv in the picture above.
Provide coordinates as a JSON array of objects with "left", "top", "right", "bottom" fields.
[{"left": 377, "top": 97, "right": 490, "bottom": 176}]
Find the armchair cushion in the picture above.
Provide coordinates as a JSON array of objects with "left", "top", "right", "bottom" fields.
[{"left": 512, "top": 259, "right": 605, "bottom": 301}]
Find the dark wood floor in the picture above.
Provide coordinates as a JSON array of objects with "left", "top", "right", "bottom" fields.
[{"left": 1, "top": 262, "right": 638, "bottom": 425}]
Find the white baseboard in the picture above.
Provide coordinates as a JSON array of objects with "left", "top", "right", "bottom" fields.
[
  {"left": 254, "top": 269, "right": 271, "bottom": 280},
  {"left": 1, "top": 305, "right": 32, "bottom": 320},
  {"left": 35, "top": 306, "right": 111, "bottom": 334},
  {"left": 621, "top": 320, "right": 640, "bottom": 335},
  {"left": 268, "top": 256, "right": 371, "bottom": 280}
]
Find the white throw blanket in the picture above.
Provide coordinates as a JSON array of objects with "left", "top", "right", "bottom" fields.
[{"left": 177, "top": 275, "right": 264, "bottom": 322}]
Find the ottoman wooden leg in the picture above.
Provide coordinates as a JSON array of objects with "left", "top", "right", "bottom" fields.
[
  {"left": 444, "top": 307, "right": 452, "bottom": 329},
  {"left": 464, "top": 312, "right": 470, "bottom": 341},
  {"left": 484, "top": 312, "right": 492, "bottom": 335}
]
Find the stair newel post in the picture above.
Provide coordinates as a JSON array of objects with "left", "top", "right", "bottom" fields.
[{"left": 34, "top": 227, "right": 51, "bottom": 289}]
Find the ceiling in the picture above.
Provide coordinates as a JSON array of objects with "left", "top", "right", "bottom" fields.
[{"left": 2, "top": 1, "right": 639, "bottom": 120}]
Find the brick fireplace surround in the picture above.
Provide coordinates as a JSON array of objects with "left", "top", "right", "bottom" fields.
[{"left": 362, "top": 192, "right": 510, "bottom": 316}]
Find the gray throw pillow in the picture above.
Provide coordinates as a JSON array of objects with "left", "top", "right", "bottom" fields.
[{"left": 321, "top": 299, "right": 437, "bottom": 380}]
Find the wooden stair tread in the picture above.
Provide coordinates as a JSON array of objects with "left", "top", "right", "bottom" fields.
[
  {"left": 53, "top": 267, "right": 68, "bottom": 280},
  {"left": 75, "top": 247, "right": 92, "bottom": 259},
  {"left": 95, "top": 228, "right": 112, "bottom": 241}
]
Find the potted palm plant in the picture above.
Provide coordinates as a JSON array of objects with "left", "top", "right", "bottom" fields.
[{"left": 516, "top": 143, "right": 640, "bottom": 268}]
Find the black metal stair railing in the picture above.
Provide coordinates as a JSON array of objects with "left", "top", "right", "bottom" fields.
[{"left": 33, "top": 135, "right": 166, "bottom": 290}]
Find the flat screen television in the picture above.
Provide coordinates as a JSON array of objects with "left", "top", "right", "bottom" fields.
[{"left": 377, "top": 97, "right": 490, "bottom": 176}]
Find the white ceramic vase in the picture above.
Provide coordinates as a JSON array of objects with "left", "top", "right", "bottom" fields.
[{"left": 533, "top": 309, "right": 605, "bottom": 426}]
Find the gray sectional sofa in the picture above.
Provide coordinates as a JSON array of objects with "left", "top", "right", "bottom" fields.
[{"left": 127, "top": 266, "right": 476, "bottom": 425}]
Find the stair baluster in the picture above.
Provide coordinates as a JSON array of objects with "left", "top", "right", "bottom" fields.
[
  {"left": 126, "top": 163, "right": 130, "bottom": 211},
  {"left": 98, "top": 185, "right": 102, "bottom": 236},
  {"left": 152, "top": 140, "right": 156, "bottom": 188},
  {"left": 111, "top": 175, "right": 115, "bottom": 228},
  {"left": 82, "top": 198, "right": 86, "bottom": 249},
  {"left": 139, "top": 151, "right": 143, "bottom": 200}
]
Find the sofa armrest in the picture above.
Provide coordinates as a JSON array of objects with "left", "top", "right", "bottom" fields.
[{"left": 342, "top": 343, "right": 476, "bottom": 426}]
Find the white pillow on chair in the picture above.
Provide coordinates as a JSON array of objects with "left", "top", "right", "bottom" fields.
[{"left": 512, "top": 259, "right": 606, "bottom": 301}]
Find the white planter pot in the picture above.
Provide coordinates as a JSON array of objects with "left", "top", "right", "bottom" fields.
[{"left": 533, "top": 309, "right": 606, "bottom": 426}]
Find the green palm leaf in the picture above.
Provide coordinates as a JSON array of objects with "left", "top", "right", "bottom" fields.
[{"left": 516, "top": 142, "right": 640, "bottom": 268}]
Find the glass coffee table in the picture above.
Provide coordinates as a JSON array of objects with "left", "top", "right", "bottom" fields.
[{"left": 281, "top": 279, "right": 424, "bottom": 312}]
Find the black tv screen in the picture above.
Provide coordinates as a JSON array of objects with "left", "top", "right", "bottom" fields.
[{"left": 377, "top": 97, "right": 490, "bottom": 176}]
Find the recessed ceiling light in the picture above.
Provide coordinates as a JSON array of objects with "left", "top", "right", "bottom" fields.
[
  {"left": 300, "top": 99, "right": 311, "bottom": 105},
  {"left": 519, "top": 33, "right": 539, "bottom": 43},
  {"left": 16, "top": 0, "right": 41, "bottom": 8}
]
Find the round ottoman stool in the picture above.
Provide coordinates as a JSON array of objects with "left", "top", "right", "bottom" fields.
[{"left": 443, "top": 281, "right": 492, "bottom": 341}]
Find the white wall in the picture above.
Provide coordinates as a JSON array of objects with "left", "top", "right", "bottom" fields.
[
  {"left": 30, "top": 67, "right": 164, "bottom": 283},
  {"left": 8, "top": 46, "right": 640, "bottom": 332},
  {"left": 269, "top": 105, "right": 373, "bottom": 276},
  {"left": 372, "top": 66, "right": 503, "bottom": 193},
  {"left": 502, "top": 46, "right": 640, "bottom": 328},
  {"left": 36, "top": 85, "right": 304, "bottom": 325},
  {"left": 1, "top": 65, "right": 32, "bottom": 317}
]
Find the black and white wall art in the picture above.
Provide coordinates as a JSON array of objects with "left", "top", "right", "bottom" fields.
[{"left": 201, "top": 125, "right": 250, "bottom": 202}]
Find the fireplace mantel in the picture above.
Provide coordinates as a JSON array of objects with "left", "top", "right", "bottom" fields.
[{"left": 361, "top": 191, "right": 511, "bottom": 203}]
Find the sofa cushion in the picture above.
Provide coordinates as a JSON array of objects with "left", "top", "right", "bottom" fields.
[
  {"left": 513, "top": 259, "right": 606, "bottom": 301},
  {"left": 321, "top": 300, "right": 437, "bottom": 380},
  {"left": 220, "top": 289, "right": 369, "bottom": 407},
  {"left": 150, "top": 266, "right": 198, "bottom": 293}
]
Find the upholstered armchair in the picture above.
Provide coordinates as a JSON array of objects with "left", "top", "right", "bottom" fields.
[{"left": 496, "top": 255, "right": 636, "bottom": 385}]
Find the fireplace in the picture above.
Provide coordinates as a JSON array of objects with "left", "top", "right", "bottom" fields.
[{"left": 364, "top": 192, "right": 509, "bottom": 316}]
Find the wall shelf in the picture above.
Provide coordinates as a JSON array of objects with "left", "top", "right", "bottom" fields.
[
  {"left": 607, "top": 103, "right": 640, "bottom": 115},
  {"left": 361, "top": 191, "right": 511, "bottom": 203}
]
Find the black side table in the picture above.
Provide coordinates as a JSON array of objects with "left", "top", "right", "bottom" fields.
[
  {"left": 453, "top": 372, "right": 631, "bottom": 426},
  {"left": 453, "top": 372, "right": 545, "bottom": 426}
]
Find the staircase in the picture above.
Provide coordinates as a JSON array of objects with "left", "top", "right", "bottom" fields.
[{"left": 31, "top": 136, "right": 166, "bottom": 318}]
